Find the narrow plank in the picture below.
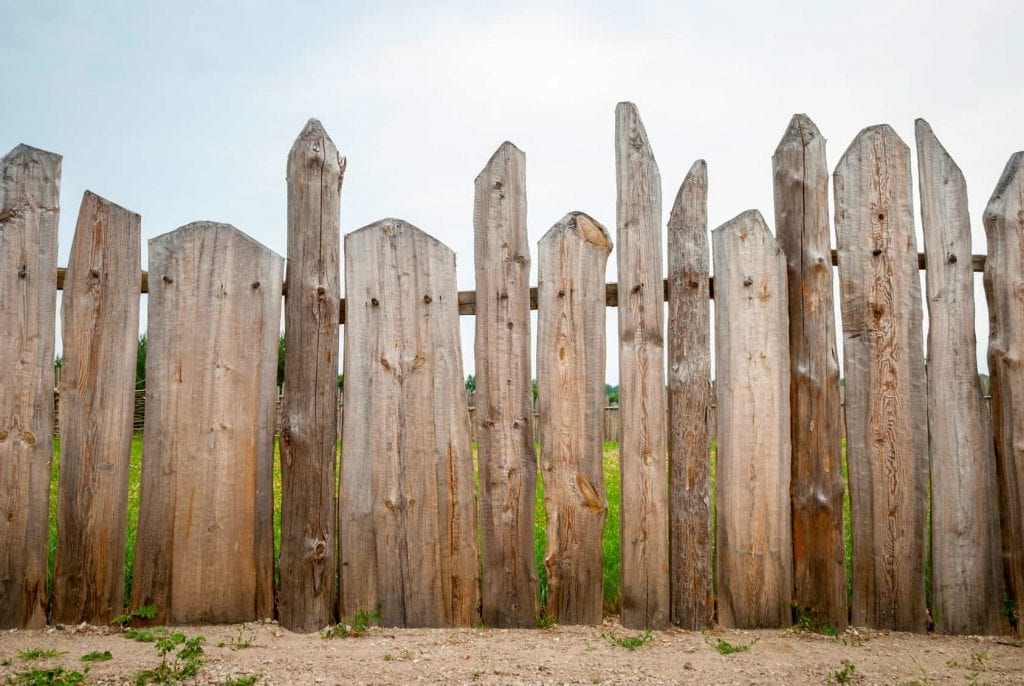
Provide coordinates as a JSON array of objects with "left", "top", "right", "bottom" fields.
[
  {"left": 537, "top": 211, "right": 612, "bottom": 625},
  {"left": 52, "top": 192, "right": 141, "bottom": 625},
  {"left": 474, "top": 142, "right": 538, "bottom": 627},
  {"left": 0, "top": 144, "right": 61, "bottom": 629},
  {"left": 713, "top": 210, "right": 793, "bottom": 628},
  {"left": 834, "top": 125, "right": 928, "bottom": 632},
  {"left": 772, "top": 114, "right": 847, "bottom": 631},
  {"left": 340, "top": 219, "right": 478, "bottom": 627},
  {"left": 666, "top": 160, "right": 713, "bottom": 629},
  {"left": 984, "top": 151, "right": 1024, "bottom": 637},
  {"left": 279, "top": 119, "right": 345, "bottom": 632},
  {"left": 131, "top": 222, "right": 282, "bottom": 624},
  {"left": 614, "top": 101, "right": 669, "bottom": 629}
]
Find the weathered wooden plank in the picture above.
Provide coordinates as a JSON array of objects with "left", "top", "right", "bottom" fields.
[
  {"left": 666, "top": 160, "right": 713, "bottom": 630},
  {"left": 473, "top": 142, "right": 538, "bottom": 627},
  {"left": 984, "top": 150, "right": 1024, "bottom": 637},
  {"left": 772, "top": 114, "right": 847, "bottom": 631},
  {"left": 52, "top": 192, "right": 140, "bottom": 625},
  {"left": 917, "top": 120, "right": 1007, "bottom": 635},
  {"left": 537, "top": 211, "right": 612, "bottom": 625},
  {"left": 340, "top": 219, "right": 479, "bottom": 627},
  {"left": 713, "top": 210, "right": 792, "bottom": 628},
  {"left": 0, "top": 144, "right": 61, "bottom": 629},
  {"left": 279, "top": 119, "right": 345, "bottom": 632},
  {"left": 834, "top": 125, "right": 928, "bottom": 632},
  {"left": 131, "top": 222, "right": 282, "bottom": 624},
  {"left": 615, "top": 101, "right": 669, "bottom": 629}
]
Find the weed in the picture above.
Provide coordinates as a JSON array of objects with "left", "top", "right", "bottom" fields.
[
  {"left": 828, "top": 659, "right": 857, "bottom": 684},
  {"left": 383, "top": 653, "right": 394, "bottom": 661},
  {"left": 124, "top": 627, "right": 162, "bottom": 643},
  {"left": 535, "top": 613, "right": 556, "bottom": 629},
  {"left": 16, "top": 649, "right": 65, "bottom": 661},
  {"left": 111, "top": 604, "right": 158, "bottom": 628},
  {"left": 710, "top": 637, "right": 756, "bottom": 655},
  {"left": 217, "top": 624, "right": 256, "bottom": 650},
  {"left": 133, "top": 632, "right": 205, "bottom": 685},
  {"left": 220, "top": 675, "right": 260, "bottom": 686},
  {"left": 3, "top": 666, "right": 88, "bottom": 685},
  {"left": 603, "top": 630, "right": 653, "bottom": 651},
  {"left": 792, "top": 603, "right": 838, "bottom": 637},
  {"left": 79, "top": 651, "right": 113, "bottom": 662},
  {"left": 1, "top": 658, "right": 12, "bottom": 666},
  {"left": 321, "top": 608, "right": 380, "bottom": 639}
]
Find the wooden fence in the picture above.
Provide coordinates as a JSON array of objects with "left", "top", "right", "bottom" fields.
[{"left": 1, "top": 108, "right": 1021, "bottom": 637}]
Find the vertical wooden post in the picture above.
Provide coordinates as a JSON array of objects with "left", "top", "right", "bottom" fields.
[
  {"left": 52, "top": 192, "right": 141, "bottom": 625},
  {"left": 615, "top": 102, "right": 670, "bottom": 629},
  {"left": 834, "top": 125, "right": 928, "bottom": 632},
  {"left": 666, "top": 161, "right": 713, "bottom": 629},
  {"left": 713, "top": 210, "right": 793, "bottom": 628},
  {"left": 537, "top": 211, "right": 612, "bottom": 625},
  {"left": 279, "top": 119, "right": 345, "bottom": 632},
  {"left": 340, "top": 219, "right": 479, "bottom": 627},
  {"left": 131, "top": 223, "right": 282, "bottom": 624},
  {"left": 984, "top": 151, "right": 1024, "bottom": 636},
  {"left": 772, "top": 114, "right": 847, "bottom": 631},
  {"left": 0, "top": 144, "right": 61, "bottom": 629},
  {"left": 474, "top": 142, "right": 538, "bottom": 627}
]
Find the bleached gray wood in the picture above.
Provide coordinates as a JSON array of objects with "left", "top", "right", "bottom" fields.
[
  {"left": 772, "top": 114, "right": 847, "bottom": 631},
  {"left": 537, "top": 211, "right": 612, "bottom": 625},
  {"left": 279, "top": 119, "right": 344, "bottom": 632},
  {"left": 984, "top": 151, "right": 1024, "bottom": 637},
  {"left": 834, "top": 125, "right": 928, "bottom": 632},
  {"left": 0, "top": 144, "right": 61, "bottom": 629},
  {"left": 666, "top": 160, "right": 713, "bottom": 630},
  {"left": 614, "top": 102, "right": 670, "bottom": 629},
  {"left": 474, "top": 142, "right": 538, "bottom": 627},
  {"left": 340, "top": 219, "right": 479, "bottom": 627},
  {"left": 917, "top": 120, "right": 1007, "bottom": 635},
  {"left": 52, "top": 192, "right": 141, "bottom": 625},
  {"left": 713, "top": 210, "right": 793, "bottom": 628},
  {"left": 131, "top": 222, "right": 282, "bottom": 624}
]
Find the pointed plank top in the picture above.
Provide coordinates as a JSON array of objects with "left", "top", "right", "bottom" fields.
[
  {"left": 346, "top": 217, "right": 454, "bottom": 256},
  {"left": 540, "top": 211, "right": 611, "bottom": 250},
  {"left": 985, "top": 152, "right": 1024, "bottom": 219},
  {"left": 152, "top": 221, "right": 283, "bottom": 260},
  {"left": 81, "top": 190, "right": 140, "bottom": 221},
  {"left": 615, "top": 102, "right": 658, "bottom": 163},
  {"left": 713, "top": 209, "right": 773, "bottom": 240},
  {"left": 2, "top": 143, "right": 62, "bottom": 166},
  {"left": 915, "top": 119, "right": 965, "bottom": 178},
  {"left": 476, "top": 141, "right": 524, "bottom": 181},
  {"left": 669, "top": 160, "right": 707, "bottom": 229},
  {"left": 837, "top": 124, "right": 908, "bottom": 168},
  {"left": 774, "top": 114, "right": 823, "bottom": 156}
]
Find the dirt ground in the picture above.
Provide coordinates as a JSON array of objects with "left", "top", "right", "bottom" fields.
[{"left": 1, "top": 619, "right": 1022, "bottom": 685}]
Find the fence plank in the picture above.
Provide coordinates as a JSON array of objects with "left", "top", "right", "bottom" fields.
[
  {"left": 279, "top": 119, "right": 345, "bottom": 632},
  {"left": 615, "top": 102, "right": 670, "bottom": 629},
  {"left": 0, "top": 145, "right": 61, "bottom": 629},
  {"left": 713, "top": 210, "right": 792, "bottom": 628},
  {"left": 52, "top": 192, "right": 140, "bottom": 625},
  {"left": 537, "top": 211, "right": 612, "bottom": 625},
  {"left": 772, "top": 114, "right": 847, "bottom": 631},
  {"left": 131, "top": 223, "right": 282, "bottom": 624},
  {"left": 474, "top": 142, "right": 538, "bottom": 627},
  {"left": 917, "top": 120, "right": 1007, "bottom": 635},
  {"left": 835, "top": 125, "right": 928, "bottom": 632},
  {"left": 984, "top": 151, "right": 1024, "bottom": 637},
  {"left": 666, "top": 160, "right": 713, "bottom": 629},
  {"left": 340, "top": 219, "right": 479, "bottom": 627}
]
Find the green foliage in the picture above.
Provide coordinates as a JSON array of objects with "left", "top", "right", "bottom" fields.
[
  {"left": 16, "top": 649, "right": 65, "bottom": 661},
  {"left": 112, "top": 604, "right": 158, "bottom": 627},
  {"left": 4, "top": 666, "right": 87, "bottom": 686},
  {"left": 217, "top": 625, "right": 256, "bottom": 650},
  {"left": 464, "top": 374, "right": 475, "bottom": 393},
  {"left": 135, "top": 335, "right": 147, "bottom": 390},
  {"left": 133, "top": 632, "right": 205, "bottom": 685},
  {"left": 276, "top": 334, "right": 285, "bottom": 388},
  {"left": 604, "top": 383, "right": 619, "bottom": 405},
  {"left": 322, "top": 609, "right": 379, "bottom": 638},
  {"left": 79, "top": 651, "right": 112, "bottom": 663},
  {"left": 603, "top": 630, "right": 653, "bottom": 651},
  {"left": 792, "top": 603, "right": 838, "bottom": 637},
  {"left": 828, "top": 659, "right": 856, "bottom": 684},
  {"left": 535, "top": 612, "right": 556, "bottom": 629},
  {"left": 220, "top": 675, "right": 260, "bottom": 686},
  {"left": 710, "top": 637, "right": 756, "bottom": 655}
]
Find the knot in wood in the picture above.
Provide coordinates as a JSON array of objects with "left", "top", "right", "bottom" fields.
[
  {"left": 499, "top": 291, "right": 508, "bottom": 300},
  {"left": 17, "top": 265, "right": 27, "bottom": 278},
  {"left": 371, "top": 297, "right": 380, "bottom": 307},
  {"left": 947, "top": 253, "right": 957, "bottom": 264},
  {"left": 871, "top": 248, "right": 883, "bottom": 257},
  {"left": 514, "top": 254, "right": 527, "bottom": 265},
  {"left": 89, "top": 268, "right": 101, "bottom": 279},
  {"left": 163, "top": 275, "right": 174, "bottom": 284},
  {"left": 251, "top": 281, "right": 261, "bottom": 289},
  {"left": 631, "top": 284, "right": 642, "bottom": 293},
  {"left": 423, "top": 294, "right": 432, "bottom": 304},
  {"left": 558, "top": 289, "right": 565, "bottom": 297},
  {"left": 743, "top": 276, "right": 753, "bottom": 287},
  {"left": 688, "top": 279, "right": 699, "bottom": 288}
]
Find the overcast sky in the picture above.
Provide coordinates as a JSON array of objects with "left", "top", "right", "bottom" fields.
[{"left": 3, "top": 0, "right": 1021, "bottom": 381}]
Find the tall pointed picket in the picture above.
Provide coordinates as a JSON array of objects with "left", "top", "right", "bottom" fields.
[
  {"left": 131, "top": 223, "right": 282, "bottom": 624},
  {"left": 52, "top": 192, "right": 141, "bottom": 625},
  {"left": 537, "top": 211, "right": 612, "bottom": 625},
  {"left": 0, "top": 144, "right": 61, "bottom": 629}
]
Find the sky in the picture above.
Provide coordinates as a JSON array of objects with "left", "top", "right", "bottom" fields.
[{"left": 2, "top": 0, "right": 1021, "bottom": 382}]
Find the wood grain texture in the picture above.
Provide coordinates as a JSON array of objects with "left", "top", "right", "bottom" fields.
[
  {"left": 340, "top": 219, "right": 479, "bottom": 627},
  {"left": 984, "top": 151, "right": 1024, "bottom": 636},
  {"left": 772, "top": 115, "right": 847, "bottom": 631},
  {"left": 0, "top": 144, "right": 61, "bottom": 629},
  {"left": 713, "top": 210, "right": 793, "bottom": 628},
  {"left": 279, "top": 119, "right": 344, "bottom": 632},
  {"left": 473, "top": 142, "right": 538, "bottom": 627},
  {"left": 537, "top": 211, "right": 612, "bottom": 625},
  {"left": 917, "top": 120, "right": 1007, "bottom": 635},
  {"left": 615, "top": 102, "right": 669, "bottom": 629},
  {"left": 666, "top": 160, "right": 713, "bottom": 630},
  {"left": 52, "top": 192, "right": 140, "bottom": 625},
  {"left": 131, "top": 223, "right": 282, "bottom": 624},
  {"left": 834, "top": 125, "right": 928, "bottom": 632}
]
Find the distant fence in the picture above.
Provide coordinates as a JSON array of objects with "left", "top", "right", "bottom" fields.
[{"left": 2, "top": 108, "right": 1021, "bottom": 637}]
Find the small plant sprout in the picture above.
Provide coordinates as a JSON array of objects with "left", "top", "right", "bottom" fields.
[
  {"left": 709, "top": 636, "right": 757, "bottom": 655},
  {"left": 603, "top": 630, "right": 653, "bottom": 651},
  {"left": 80, "top": 650, "right": 114, "bottom": 662},
  {"left": 16, "top": 648, "right": 66, "bottom": 661},
  {"left": 321, "top": 608, "right": 380, "bottom": 639},
  {"left": 828, "top": 659, "right": 857, "bottom": 684}
]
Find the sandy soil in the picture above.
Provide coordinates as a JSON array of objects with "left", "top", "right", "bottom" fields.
[{"left": 1, "top": 619, "right": 1022, "bottom": 685}]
